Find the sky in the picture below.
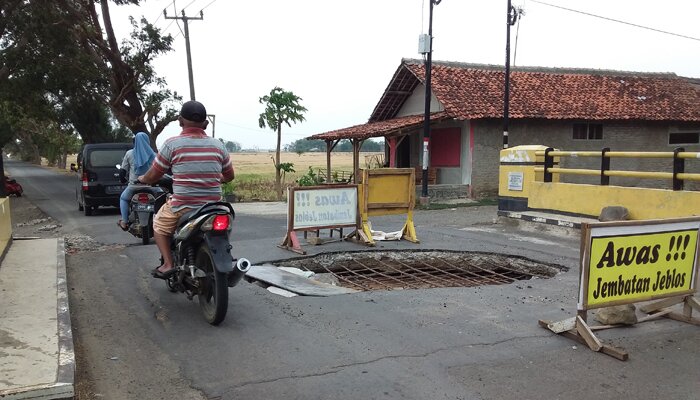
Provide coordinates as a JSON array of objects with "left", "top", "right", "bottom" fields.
[{"left": 108, "top": 0, "right": 700, "bottom": 149}]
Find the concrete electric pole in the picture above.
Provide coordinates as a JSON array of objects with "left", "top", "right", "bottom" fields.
[{"left": 164, "top": 9, "right": 203, "bottom": 101}]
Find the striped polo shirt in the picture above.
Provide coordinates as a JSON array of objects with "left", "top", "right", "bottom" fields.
[{"left": 152, "top": 128, "right": 233, "bottom": 212}]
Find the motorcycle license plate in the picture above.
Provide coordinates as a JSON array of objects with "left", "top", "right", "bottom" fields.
[
  {"left": 106, "top": 185, "right": 126, "bottom": 194},
  {"left": 134, "top": 203, "right": 154, "bottom": 212}
]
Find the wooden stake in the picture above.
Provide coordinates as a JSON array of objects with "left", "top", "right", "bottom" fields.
[
  {"left": 576, "top": 315, "right": 602, "bottom": 352},
  {"left": 639, "top": 295, "right": 686, "bottom": 314}
]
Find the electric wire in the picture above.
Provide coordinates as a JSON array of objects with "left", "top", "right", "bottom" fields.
[
  {"left": 513, "top": 6, "right": 524, "bottom": 66},
  {"left": 531, "top": 0, "right": 700, "bottom": 42},
  {"left": 198, "top": 0, "right": 218, "bottom": 13},
  {"left": 173, "top": 0, "right": 185, "bottom": 37},
  {"left": 153, "top": 0, "right": 175, "bottom": 24},
  {"left": 181, "top": 0, "right": 199, "bottom": 12}
]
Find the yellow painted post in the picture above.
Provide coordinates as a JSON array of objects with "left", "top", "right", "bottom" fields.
[
  {"left": 0, "top": 198, "right": 11, "bottom": 257},
  {"left": 498, "top": 145, "right": 558, "bottom": 212}
]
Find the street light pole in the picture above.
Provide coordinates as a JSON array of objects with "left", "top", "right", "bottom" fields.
[{"left": 421, "top": 0, "right": 441, "bottom": 204}]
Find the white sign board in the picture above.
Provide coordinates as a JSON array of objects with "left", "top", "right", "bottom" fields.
[
  {"left": 291, "top": 186, "right": 358, "bottom": 230},
  {"left": 508, "top": 172, "right": 524, "bottom": 191}
]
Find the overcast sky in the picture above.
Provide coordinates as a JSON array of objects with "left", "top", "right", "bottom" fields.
[{"left": 109, "top": 0, "right": 700, "bottom": 149}]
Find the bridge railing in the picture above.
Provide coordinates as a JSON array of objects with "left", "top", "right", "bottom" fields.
[{"left": 534, "top": 147, "right": 700, "bottom": 190}]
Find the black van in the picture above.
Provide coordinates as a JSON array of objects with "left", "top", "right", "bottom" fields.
[{"left": 71, "top": 143, "right": 133, "bottom": 216}]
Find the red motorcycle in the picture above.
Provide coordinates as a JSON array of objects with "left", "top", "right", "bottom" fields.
[{"left": 5, "top": 177, "right": 23, "bottom": 197}]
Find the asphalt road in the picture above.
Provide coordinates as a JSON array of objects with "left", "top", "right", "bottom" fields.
[{"left": 7, "top": 161, "right": 700, "bottom": 400}]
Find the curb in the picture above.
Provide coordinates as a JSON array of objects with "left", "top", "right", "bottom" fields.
[
  {"left": 497, "top": 210, "right": 581, "bottom": 229},
  {"left": 1, "top": 238, "right": 74, "bottom": 400}
]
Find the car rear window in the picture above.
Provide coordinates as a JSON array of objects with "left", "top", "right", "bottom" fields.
[{"left": 88, "top": 149, "right": 128, "bottom": 168}]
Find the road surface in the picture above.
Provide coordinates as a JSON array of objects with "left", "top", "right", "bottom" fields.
[{"left": 7, "top": 161, "right": 699, "bottom": 400}]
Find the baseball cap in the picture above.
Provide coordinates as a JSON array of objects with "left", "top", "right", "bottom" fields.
[{"left": 180, "top": 100, "right": 207, "bottom": 122}]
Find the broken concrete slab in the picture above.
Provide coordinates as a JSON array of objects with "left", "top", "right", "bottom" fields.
[{"left": 246, "top": 265, "right": 359, "bottom": 296}]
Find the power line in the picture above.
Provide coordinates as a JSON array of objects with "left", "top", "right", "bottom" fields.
[
  {"left": 198, "top": 0, "right": 218, "bottom": 13},
  {"left": 531, "top": 0, "right": 700, "bottom": 42},
  {"left": 181, "top": 0, "right": 199, "bottom": 12},
  {"left": 153, "top": 0, "right": 175, "bottom": 24}
]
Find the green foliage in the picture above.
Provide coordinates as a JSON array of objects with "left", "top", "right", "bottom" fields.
[
  {"left": 278, "top": 162, "right": 295, "bottom": 173},
  {"left": 219, "top": 138, "right": 242, "bottom": 153},
  {"left": 222, "top": 181, "right": 235, "bottom": 196},
  {"left": 297, "top": 166, "right": 325, "bottom": 186},
  {"left": 333, "top": 139, "right": 384, "bottom": 152},
  {"left": 285, "top": 138, "right": 325, "bottom": 153},
  {"left": 0, "top": 0, "right": 180, "bottom": 154},
  {"left": 258, "top": 87, "right": 307, "bottom": 200},
  {"left": 258, "top": 87, "right": 308, "bottom": 132},
  {"left": 228, "top": 174, "right": 278, "bottom": 201},
  {"left": 285, "top": 138, "right": 384, "bottom": 153}
]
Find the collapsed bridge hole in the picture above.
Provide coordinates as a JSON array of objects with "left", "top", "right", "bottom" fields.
[{"left": 270, "top": 250, "right": 565, "bottom": 292}]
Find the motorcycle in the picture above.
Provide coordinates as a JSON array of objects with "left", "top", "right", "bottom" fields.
[
  {"left": 117, "top": 165, "right": 172, "bottom": 245},
  {"left": 159, "top": 200, "right": 250, "bottom": 325},
  {"left": 4, "top": 176, "right": 23, "bottom": 197}
]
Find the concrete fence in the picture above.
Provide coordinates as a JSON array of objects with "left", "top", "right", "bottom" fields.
[{"left": 499, "top": 145, "right": 700, "bottom": 220}]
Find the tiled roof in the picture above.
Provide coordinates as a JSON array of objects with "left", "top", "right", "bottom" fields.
[
  {"left": 309, "top": 112, "right": 449, "bottom": 141},
  {"left": 401, "top": 59, "right": 700, "bottom": 122}
]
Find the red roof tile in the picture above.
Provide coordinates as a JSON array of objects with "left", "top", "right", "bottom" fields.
[{"left": 403, "top": 60, "right": 700, "bottom": 122}]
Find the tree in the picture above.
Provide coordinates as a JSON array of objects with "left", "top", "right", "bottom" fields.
[
  {"left": 286, "top": 138, "right": 325, "bottom": 153},
  {"left": 218, "top": 138, "right": 242, "bottom": 153},
  {"left": 258, "top": 87, "right": 307, "bottom": 200},
  {"left": 1, "top": 1, "right": 178, "bottom": 152},
  {"left": 49, "top": 0, "right": 180, "bottom": 147}
]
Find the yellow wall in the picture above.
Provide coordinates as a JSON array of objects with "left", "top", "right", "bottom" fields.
[
  {"left": 529, "top": 182, "right": 700, "bottom": 220},
  {"left": 0, "top": 198, "right": 11, "bottom": 256},
  {"left": 499, "top": 145, "right": 558, "bottom": 198}
]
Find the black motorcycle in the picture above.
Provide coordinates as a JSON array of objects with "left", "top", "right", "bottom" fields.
[
  {"left": 161, "top": 201, "right": 250, "bottom": 325},
  {"left": 126, "top": 184, "right": 168, "bottom": 244},
  {"left": 118, "top": 165, "right": 172, "bottom": 245}
]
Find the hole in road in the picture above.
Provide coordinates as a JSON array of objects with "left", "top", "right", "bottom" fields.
[{"left": 270, "top": 250, "right": 565, "bottom": 292}]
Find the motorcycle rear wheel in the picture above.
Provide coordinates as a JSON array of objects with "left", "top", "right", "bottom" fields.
[{"left": 196, "top": 244, "right": 228, "bottom": 325}]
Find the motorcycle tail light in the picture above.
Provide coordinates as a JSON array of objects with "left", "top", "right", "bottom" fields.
[
  {"left": 132, "top": 193, "right": 155, "bottom": 203},
  {"left": 212, "top": 215, "right": 230, "bottom": 231},
  {"left": 201, "top": 214, "right": 231, "bottom": 232}
]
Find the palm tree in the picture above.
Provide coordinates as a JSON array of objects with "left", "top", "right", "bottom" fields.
[{"left": 258, "top": 87, "right": 307, "bottom": 200}]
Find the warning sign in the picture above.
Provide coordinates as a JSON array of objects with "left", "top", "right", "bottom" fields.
[{"left": 579, "top": 218, "right": 700, "bottom": 310}]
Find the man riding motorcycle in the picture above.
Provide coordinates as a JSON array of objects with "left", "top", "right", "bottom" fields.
[{"left": 138, "top": 100, "right": 234, "bottom": 279}]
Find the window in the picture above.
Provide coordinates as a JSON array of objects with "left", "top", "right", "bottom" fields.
[
  {"left": 669, "top": 131, "right": 699, "bottom": 145},
  {"left": 573, "top": 123, "right": 603, "bottom": 140}
]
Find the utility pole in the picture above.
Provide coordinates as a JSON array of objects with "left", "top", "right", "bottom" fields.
[
  {"left": 164, "top": 9, "right": 203, "bottom": 101},
  {"left": 503, "top": 0, "right": 518, "bottom": 149},
  {"left": 420, "top": 0, "right": 442, "bottom": 205}
]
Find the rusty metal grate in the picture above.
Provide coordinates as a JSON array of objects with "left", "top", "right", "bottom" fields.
[{"left": 272, "top": 250, "right": 562, "bottom": 292}]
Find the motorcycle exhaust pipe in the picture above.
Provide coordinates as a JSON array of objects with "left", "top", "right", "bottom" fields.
[{"left": 235, "top": 258, "right": 251, "bottom": 273}]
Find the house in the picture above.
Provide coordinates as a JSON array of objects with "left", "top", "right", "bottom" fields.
[{"left": 310, "top": 59, "right": 700, "bottom": 198}]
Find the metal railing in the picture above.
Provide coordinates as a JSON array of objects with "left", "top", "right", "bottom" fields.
[{"left": 534, "top": 147, "right": 700, "bottom": 191}]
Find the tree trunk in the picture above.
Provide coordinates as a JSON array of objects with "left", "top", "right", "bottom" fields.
[{"left": 275, "top": 124, "right": 282, "bottom": 200}]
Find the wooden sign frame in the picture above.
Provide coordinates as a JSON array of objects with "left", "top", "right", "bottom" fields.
[
  {"left": 541, "top": 217, "right": 700, "bottom": 361},
  {"left": 358, "top": 168, "right": 418, "bottom": 246},
  {"left": 279, "top": 185, "right": 359, "bottom": 254}
]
